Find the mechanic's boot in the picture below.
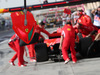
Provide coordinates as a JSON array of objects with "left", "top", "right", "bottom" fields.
[
  {"left": 72, "top": 57, "right": 77, "bottom": 64},
  {"left": 73, "top": 61, "right": 77, "bottom": 63},
  {"left": 64, "top": 59, "right": 70, "bottom": 64},
  {"left": 9, "top": 60, "right": 15, "bottom": 66},
  {"left": 18, "top": 64, "right": 27, "bottom": 67},
  {"left": 30, "top": 59, "right": 36, "bottom": 62}
]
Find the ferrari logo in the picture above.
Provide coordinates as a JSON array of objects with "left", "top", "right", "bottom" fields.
[
  {"left": 25, "top": 28, "right": 29, "bottom": 32},
  {"left": 67, "top": 28, "right": 71, "bottom": 31}
]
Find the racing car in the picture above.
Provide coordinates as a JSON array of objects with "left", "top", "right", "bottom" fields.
[
  {"left": 34, "top": 28, "right": 100, "bottom": 62},
  {"left": 19, "top": 26, "right": 100, "bottom": 62}
]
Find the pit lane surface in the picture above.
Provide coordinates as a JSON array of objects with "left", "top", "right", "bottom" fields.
[
  {"left": 0, "top": 27, "right": 100, "bottom": 75},
  {"left": 0, "top": 29, "right": 14, "bottom": 43}
]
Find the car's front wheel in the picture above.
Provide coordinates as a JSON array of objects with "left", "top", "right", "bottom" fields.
[{"left": 35, "top": 43, "right": 49, "bottom": 62}]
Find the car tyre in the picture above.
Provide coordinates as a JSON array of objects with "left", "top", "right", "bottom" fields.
[
  {"left": 79, "top": 37, "right": 92, "bottom": 57},
  {"left": 35, "top": 43, "right": 49, "bottom": 62}
]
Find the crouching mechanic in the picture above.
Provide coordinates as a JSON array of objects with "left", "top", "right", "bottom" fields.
[
  {"left": 8, "top": 33, "right": 28, "bottom": 67},
  {"left": 59, "top": 19, "right": 77, "bottom": 64},
  {"left": 74, "top": 10, "right": 98, "bottom": 39},
  {"left": 27, "top": 21, "right": 56, "bottom": 62}
]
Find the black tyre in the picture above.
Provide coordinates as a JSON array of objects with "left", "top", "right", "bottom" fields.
[
  {"left": 79, "top": 37, "right": 92, "bottom": 57},
  {"left": 87, "top": 40, "right": 100, "bottom": 57},
  {"left": 35, "top": 43, "right": 49, "bottom": 62}
]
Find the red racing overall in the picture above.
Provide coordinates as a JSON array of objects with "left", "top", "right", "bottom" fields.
[
  {"left": 8, "top": 33, "right": 25, "bottom": 66},
  {"left": 61, "top": 24, "right": 77, "bottom": 62}
]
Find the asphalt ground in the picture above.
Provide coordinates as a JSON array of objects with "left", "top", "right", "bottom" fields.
[{"left": 0, "top": 27, "right": 100, "bottom": 75}]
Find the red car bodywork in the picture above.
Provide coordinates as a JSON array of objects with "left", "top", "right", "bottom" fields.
[
  {"left": 44, "top": 38, "right": 60, "bottom": 47},
  {"left": 44, "top": 28, "right": 61, "bottom": 48},
  {"left": 11, "top": 11, "right": 37, "bottom": 44}
]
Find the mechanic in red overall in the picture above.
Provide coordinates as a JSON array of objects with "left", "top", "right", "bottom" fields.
[
  {"left": 74, "top": 10, "right": 98, "bottom": 40},
  {"left": 77, "top": 10, "right": 93, "bottom": 26},
  {"left": 27, "top": 21, "right": 55, "bottom": 62},
  {"left": 8, "top": 33, "right": 27, "bottom": 67},
  {"left": 59, "top": 19, "right": 77, "bottom": 64}
]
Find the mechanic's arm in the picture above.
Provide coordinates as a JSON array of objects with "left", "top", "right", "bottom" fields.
[
  {"left": 40, "top": 27, "right": 60, "bottom": 37},
  {"left": 78, "top": 23, "right": 93, "bottom": 33},
  {"left": 59, "top": 35, "right": 64, "bottom": 50},
  {"left": 94, "top": 33, "right": 100, "bottom": 40},
  {"left": 40, "top": 28, "right": 51, "bottom": 36}
]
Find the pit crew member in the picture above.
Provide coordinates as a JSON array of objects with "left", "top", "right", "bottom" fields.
[
  {"left": 8, "top": 33, "right": 28, "bottom": 67},
  {"left": 59, "top": 18, "right": 77, "bottom": 64}
]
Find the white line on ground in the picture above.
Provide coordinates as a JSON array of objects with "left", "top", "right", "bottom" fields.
[{"left": 0, "top": 40, "right": 8, "bottom": 45}]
